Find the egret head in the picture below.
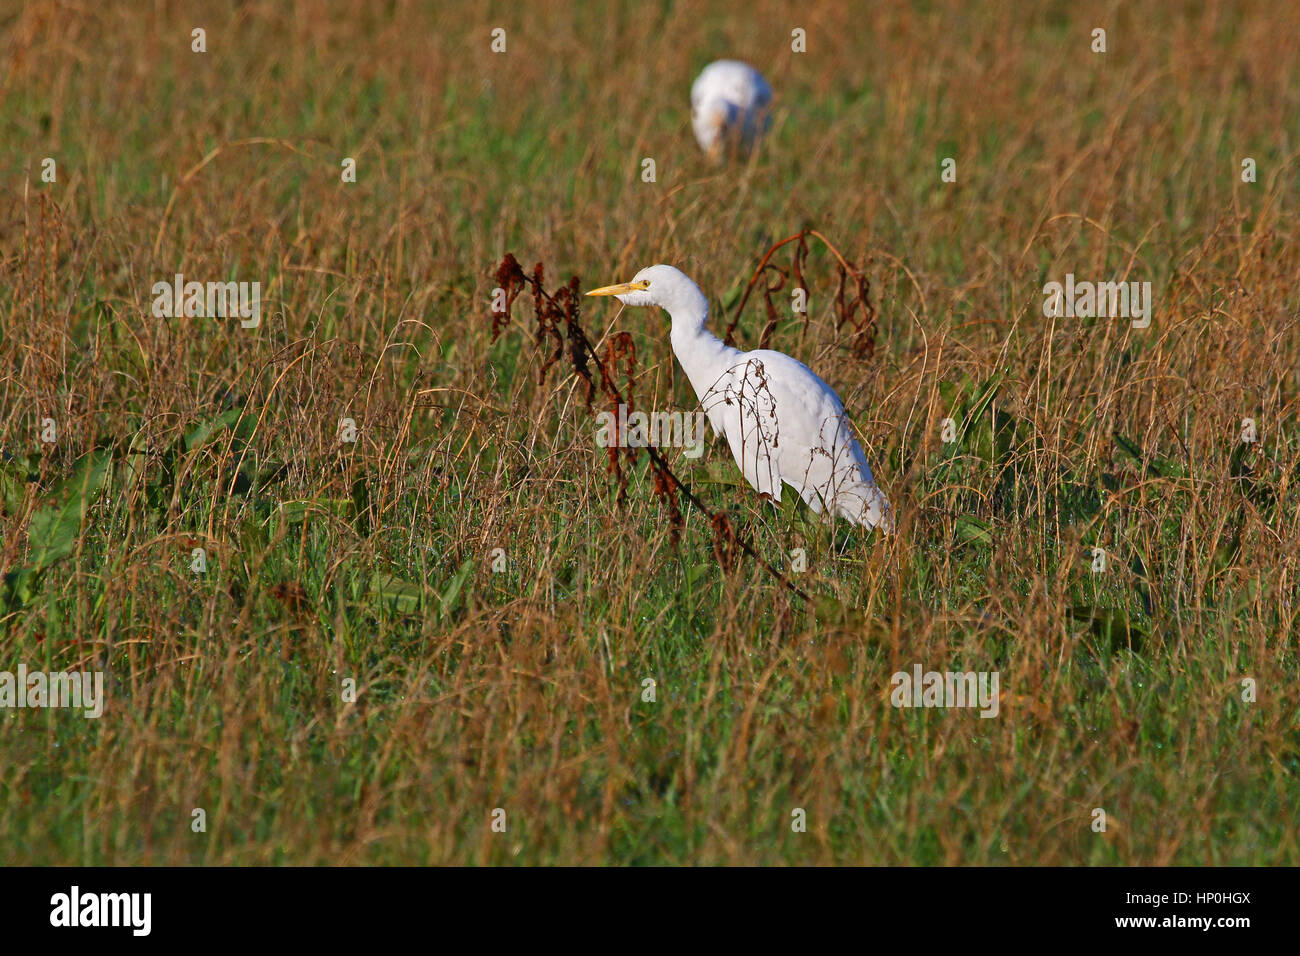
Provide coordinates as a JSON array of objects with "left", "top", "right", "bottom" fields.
[
  {"left": 691, "top": 100, "right": 736, "bottom": 158},
  {"left": 585, "top": 265, "right": 708, "bottom": 324}
]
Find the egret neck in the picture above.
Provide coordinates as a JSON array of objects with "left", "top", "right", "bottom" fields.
[{"left": 661, "top": 283, "right": 742, "bottom": 407}]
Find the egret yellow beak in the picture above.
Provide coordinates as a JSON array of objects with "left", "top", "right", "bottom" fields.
[{"left": 585, "top": 279, "right": 650, "bottom": 297}]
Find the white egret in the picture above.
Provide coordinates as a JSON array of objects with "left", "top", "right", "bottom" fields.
[
  {"left": 690, "top": 60, "right": 772, "bottom": 160},
  {"left": 587, "top": 265, "right": 892, "bottom": 530}
]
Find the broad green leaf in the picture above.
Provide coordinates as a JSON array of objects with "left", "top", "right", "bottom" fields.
[
  {"left": 368, "top": 571, "right": 424, "bottom": 614},
  {"left": 1113, "top": 432, "right": 1180, "bottom": 478},
  {"left": 695, "top": 462, "right": 746, "bottom": 488},
  {"left": 437, "top": 558, "right": 475, "bottom": 619},
  {"left": 0, "top": 458, "right": 36, "bottom": 517},
  {"left": 276, "top": 498, "right": 355, "bottom": 526},
  {"left": 1069, "top": 604, "right": 1148, "bottom": 653},
  {"left": 954, "top": 515, "right": 993, "bottom": 547},
  {"left": 184, "top": 408, "right": 256, "bottom": 451},
  {"left": 27, "top": 449, "right": 112, "bottom": 571}
]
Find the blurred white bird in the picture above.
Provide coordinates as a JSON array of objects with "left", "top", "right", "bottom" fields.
[
  {"left": 587, "top": 265, "right": 892, "bottom": 530},
  {"left": 690, "top": 60, "right": 772, "bottom": 160}
]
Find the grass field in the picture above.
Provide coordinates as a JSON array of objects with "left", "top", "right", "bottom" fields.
[{"left": 2, "top": 0, "right": 1298, "bottom": 865}]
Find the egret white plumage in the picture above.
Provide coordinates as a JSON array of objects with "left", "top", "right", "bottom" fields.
[
  {"left": 587, "top": 265, "right": 892, "bottom": 530},
  {"left": 690, "top": 60, "right": 772, "bottom": 160}
]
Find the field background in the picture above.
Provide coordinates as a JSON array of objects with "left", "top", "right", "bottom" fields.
[{"left": 2, "top": 0, "right": 1298, "bottom": 864}]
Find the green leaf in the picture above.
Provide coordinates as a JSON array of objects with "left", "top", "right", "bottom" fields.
[
  {"left": 437, "top": 558, "right": 475, "bottom": 620},
  {"left": 1069, "top": 604, "right": 1148, "bottom": 653},
  {"left": 960, "top": 373, "right": 1004, "bottom": 463},
  {"left": 276, "top": 498, "right": 355, "bottom": 526},
  {"left": 695, "top": 462, "right": 747, "bottom": 488},
  {"left": 721, "top": 281, "right": 745, "bottom": 313},
  {"left": 368, "top": 571, "right": 424, "bottom": 615},
  {"left": 1, "top": 457, "right": 36, "bottom": 517},
  {"left": 1, "top": 566, "right": 37, "bottom": 614},
  {"left": 27, "top": 449, "right": 112, "bottom": 571},
  {"left": 351, "top": 476, "right": 371, "bottom": 533},
  {"left": 1112, "top": 432, "right": 1180, "bottom": 479},
  {"left": 183, "top": 408, "right": 255, "bottom": 451},
  {"left": 937, "top": 378, "right": 961, "bottom": 412},
  {"left": 1113, "top": 432, "right": 1144, "bottom": 465},
  {"left": 954, "top": 515, "right": 994, "bottom": 547},
  {"left": 686, "top": 562, "right": 713, "bottom": 589}
]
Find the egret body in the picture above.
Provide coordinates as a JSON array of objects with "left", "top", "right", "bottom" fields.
[
  {"left": 690, "top": 60, "right": 772, "bottom": 160},
  {"left": 587, "top": 265, "right": 891, "bottom": 530}
]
